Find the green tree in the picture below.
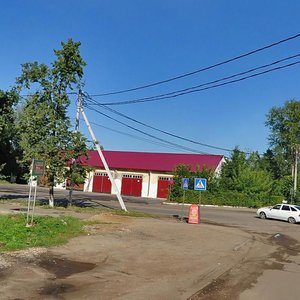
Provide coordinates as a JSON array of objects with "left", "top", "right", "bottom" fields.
[
  {"left": 234, "top": 167, "right": 273, "bottom": 196},
  {"left": 0, "top": 89, "right": 22, "bottom": 181},
  {"left": 219, "top": 147, "right": 247, "bottom": 190},
  {"left": 171, "top": 164, "right": 193, "bottom": 198},
  {"left": 266, "top": 100, "right": 300, "bottom": 202},
  {"left": 16, "top": 39, "right": 87, "bottom": 206},
  {"left": 260, "top": 148, "right": 287, "bottom": 180}
]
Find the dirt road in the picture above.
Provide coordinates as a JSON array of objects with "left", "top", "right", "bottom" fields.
[{"left": 0, "top": 204, "right": 300, "bottom": 299}]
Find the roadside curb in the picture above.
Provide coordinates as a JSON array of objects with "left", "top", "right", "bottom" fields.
[{"left": 163, "top": 201, "right": 255, "bottom": 210}]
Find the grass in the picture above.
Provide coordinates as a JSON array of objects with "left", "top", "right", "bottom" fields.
[
  {"left": 0, "top": 214, "right": 85, "bottom": 252},
  {"left": 0, "top": 179, "right": 10, "bottom": 184},
  {"left": 0, "top": 200, "right": 157, "bottom": 252}
]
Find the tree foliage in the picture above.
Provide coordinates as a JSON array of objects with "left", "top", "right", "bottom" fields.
[
  {"left": 266, "top": 100, "right": 300, "bottom": 201},
  {"left": 266, "top": 100, "right": 300, "bottom": 156},
  {"left": 170, "top": 147, "right": 290, "bottom": 207},
  {"left": 16, "top": 39, "right": 87, "bottom": 206},
  {"left": 0, "top": 89, "right": 22, "bottom": 180}
]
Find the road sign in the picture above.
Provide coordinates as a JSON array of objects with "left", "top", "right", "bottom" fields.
[
  {"left": 182, "top": 178, "right": 189, "bottom": 190},
  {"left": 32, "top": 159, "right": 45, "bottom": 176},
  {"left": 194, "top": 178, "right": 207, "bottom": 191}
]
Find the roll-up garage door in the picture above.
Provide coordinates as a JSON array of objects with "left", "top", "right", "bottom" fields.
[
  {"left": 157, "top": 177, "right": 173, "bottom": 199},
  {"left": 121, "top": 174, "right": 142, "bottom": 197},
  {"left": 92, "top": 172, "right": 112, "bottom": 193}
]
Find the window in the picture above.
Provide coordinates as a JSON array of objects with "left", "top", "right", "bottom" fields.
[
  {"left": 291, "top": 207, "right": 297, "bottom": 212},
  {"left": 94, "top": 172, "right": 108, "bottom": 176},
  {"left": 273, "top": 205, "right": 281, "bottom": 210},
  {"left": 159, "top": 177, "right": 173, "bottom": 181},
  {"left": 282, "top": 205, "right": 290, "bottom": 211}
]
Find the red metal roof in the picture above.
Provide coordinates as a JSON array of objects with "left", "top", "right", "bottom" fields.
[{"left": 79, "top": 150, "right": 224, "bottom": 172}]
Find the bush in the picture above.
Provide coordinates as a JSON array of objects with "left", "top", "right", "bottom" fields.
[{"left": 170, "top": 190, "right": 283, "bottom": 208}]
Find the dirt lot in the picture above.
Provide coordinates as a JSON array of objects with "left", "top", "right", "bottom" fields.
[{"left": 0, "top": 206, "right": 299, "bottom": 299}]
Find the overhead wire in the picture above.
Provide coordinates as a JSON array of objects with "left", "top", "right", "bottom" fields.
[
  {"left": 90, "top": 32, "right": 300, "bottom": 97},
  {"left": 85, "top": 93, "right": 239, "bottom": 153},
  {"left": 97, "top": 59, "right": 300, "bottom": 105},
  {"left": 83, "top": 103, "right": 209, "bottom": 154},
  {"left": 96, "top": 53, "right": 300, "bottom": 105},
  {"left": 88, "top": 120, "right": 204, "bottom": 152}
]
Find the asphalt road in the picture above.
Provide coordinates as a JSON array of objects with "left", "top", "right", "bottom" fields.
[{"left": 1, "top": 183, "right": 299, "bottom": 237}]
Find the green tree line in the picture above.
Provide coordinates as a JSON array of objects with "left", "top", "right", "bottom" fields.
[{"left": 170, "top": 100, "right": 300, "bottom": 207}]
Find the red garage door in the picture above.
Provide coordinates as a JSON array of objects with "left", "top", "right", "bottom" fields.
[
  {"left": 92, "top": 172, "right": 112, "bottom": 193},
  {"left": 121, "top": 175, "right": 142, "bottom": 197},
  {"left": 157, "top": 177, "right": 173, "bottom": 199}
]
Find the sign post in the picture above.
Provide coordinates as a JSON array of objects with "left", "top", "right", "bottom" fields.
[
  {"left": 191, "top": 178, "right": 207, "bottom": 224},
  {"left": 27, "top": 159, "right": 45, "bottom": 226},
  {"left": 181, "top": 178, "right": 189, "bottom": 220}
]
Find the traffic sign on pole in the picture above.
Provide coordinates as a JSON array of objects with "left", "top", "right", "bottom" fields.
[
  {"left": 194, "top": 178, "right": 207, "bottom": 191},
  {"left": 182, "top": 178, "right": 189, "bottom": 190}
]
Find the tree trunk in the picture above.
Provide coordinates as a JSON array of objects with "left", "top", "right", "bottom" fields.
[{"left": 49, "top": 175, "right": 55, "bottom": 207}]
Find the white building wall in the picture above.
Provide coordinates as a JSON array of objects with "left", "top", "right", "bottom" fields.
[
  {"left": 214, "top": 157, "right": 226, "bottom": 177},
  {"left": 84, "top": 171, "right": 94, "bottom": 192},
  {"left": 148, "top": 173, "right": 159, "bottom": 198},
  {"left": 85, "top": 163, "right": 224, "bottom": 199},
  {"left": 141, "top": 172, "right": 149, "bottom": 197},
  {"left": 86, "top": 169, "right": 172, "bottom": 198},
  {"left": 112, "top": 170, "right": 122, "bottom": 194}
]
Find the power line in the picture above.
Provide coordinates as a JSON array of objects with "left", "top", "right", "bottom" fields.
[
  {"left": 98, "top": 59, "right": 300, "bottom": 105},
  {"left": 85, "top": 94, "right": 238, "bottom": 153},
  {"left": 84, "top": 94, "right": 259, "bottom": 155},
  {"left": 90, "top": 32, "right": 300, "bottom": 97},
  {"left": 88, "top": 120, "right": 204, "bottom": 152},
  {"left": 96, "top": 53, "right": 300, "bottom": 105},
  {"left": 73, "top": 116, "right": 202, "bottom": 153},
  {"left": 83, "top": 104, "right": 209, "bottom": 154}
]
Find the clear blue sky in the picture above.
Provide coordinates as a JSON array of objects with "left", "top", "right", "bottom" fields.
[{"left": 1, "top": 0, "right": 300, "bottom": 156}]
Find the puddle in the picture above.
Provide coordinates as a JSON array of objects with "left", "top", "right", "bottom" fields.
[
  {"left": 268, "top": 233, "right": 299, "bottom": 251},
  {"left": 38, "top": 256, "right": 96, "bottom": 279},
  {"left": 39, "top": 283, "right": 75, "bottom": 296}
]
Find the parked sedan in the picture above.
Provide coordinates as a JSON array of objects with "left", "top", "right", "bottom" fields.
[{"left": 257, "top": 204, "right": 300, "bottom": 224}]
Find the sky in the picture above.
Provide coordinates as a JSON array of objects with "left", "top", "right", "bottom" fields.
[{"left": 1, "top": 0, "right": 300, "bottom": 156}]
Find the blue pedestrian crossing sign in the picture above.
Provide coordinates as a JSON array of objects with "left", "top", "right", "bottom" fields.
[
  {"left": 194, "top": 178, "right": 207, "bottom": 191},
  {"left": 182, "top": 178, "right": 189, "bottom": 190}
]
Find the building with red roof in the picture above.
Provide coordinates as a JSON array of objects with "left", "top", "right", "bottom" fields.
[{"left": 80, "top": 150, "right": 224, "bottom": 199}]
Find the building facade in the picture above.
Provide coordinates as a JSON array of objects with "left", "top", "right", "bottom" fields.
[{"left": 79, "top": 150, "right": 225, "bottom": 199}]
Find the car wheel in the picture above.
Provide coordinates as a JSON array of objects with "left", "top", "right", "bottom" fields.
[
  {"left": 288, "top": 217, "right": 296, "bottom": 224},
  {"left": 259, "top": 212, "right": 267, "bottom": 219}
]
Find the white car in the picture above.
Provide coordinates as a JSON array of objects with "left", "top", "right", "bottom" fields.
[{"left": 257, "top": 204, "right": 300, "bottom": 224}]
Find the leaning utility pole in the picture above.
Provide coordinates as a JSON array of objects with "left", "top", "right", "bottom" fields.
[
  {"left": 79, "top": 91, "right": 127, "bottom": 211},
  {"left": 68, "top": 91, "right": 82, "bottom": 205},
  {"left": 293, "top": 146, "right": 298, "bottom": 202}
]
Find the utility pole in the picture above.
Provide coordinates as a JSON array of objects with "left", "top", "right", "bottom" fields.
[
  {"left": 75, "top": 90, "right": 82, "bottom": 133},
  {"left": 80, "top": 92, "right": 127, "bottom": 211},
  {"left": 68, "top": 91, "right": 82, "bottom": 205},
  {"left": 293, "top": 146, "right": 298, "bottom": 202}
]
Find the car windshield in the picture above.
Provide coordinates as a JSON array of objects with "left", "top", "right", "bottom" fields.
[{"left": 294, "top": 205, "right": 300, "bottom": 211}]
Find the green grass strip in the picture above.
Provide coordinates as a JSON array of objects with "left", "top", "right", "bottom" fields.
[{"left": 0, "top": 214, "right": 84, "bottom": 252}]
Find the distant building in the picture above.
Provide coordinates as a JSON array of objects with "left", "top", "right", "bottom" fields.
[{"left": 78, "top": 150, "right": 224, "bottom": 199}]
